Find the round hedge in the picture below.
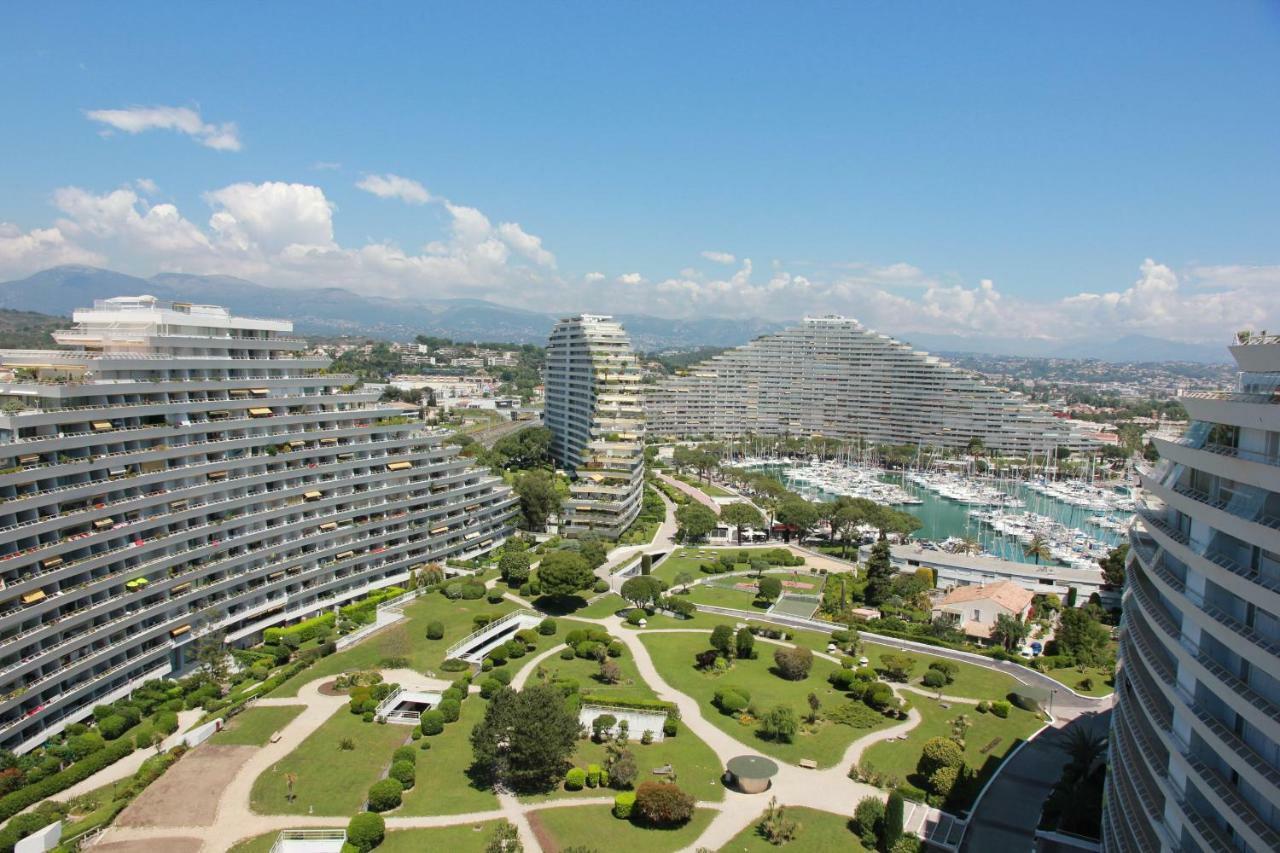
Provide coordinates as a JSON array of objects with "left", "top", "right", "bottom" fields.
[
  {"left": 347, "top": 812, "right": 386, "bottom": 852},
  {"left": 366, "top": 778, "right": 403, "bottom": 812},
  {"left": 613, "top": 791, "right": 636, "bottom": 819},
  {"left": 420, "top": 710, "right": 445, "bottom": 735}
]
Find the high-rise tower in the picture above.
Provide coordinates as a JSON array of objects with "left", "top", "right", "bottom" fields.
[
  {"left": 1106, "top": 332, "right": 1280, "bottom": 852},
  {"left": 0, "top": 297, "right": 517, "bottom": 752},
  {"left": 543, "top": 315, "right": 645, "bottom": 537}
]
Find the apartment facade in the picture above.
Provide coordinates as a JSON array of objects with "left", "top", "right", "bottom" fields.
[
  {"left": 1106, "top": 333, "right": 1280, "bottom": 852},
  {"left": 645, "top": 316, "right": 1093, "bottom": 455},
  {"left": 0, "top": 297, "right": 517, "bottom": 753},
  {"left": 543, "top": 315, "right": 645, "bottom": 538}
]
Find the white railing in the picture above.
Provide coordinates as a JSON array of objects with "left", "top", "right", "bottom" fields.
[
  {"left": 269, "top": 829, "right": 347, "bottom": 853},
  {"left": 444, "top": 607, "right": 538, "bottom": 661}
]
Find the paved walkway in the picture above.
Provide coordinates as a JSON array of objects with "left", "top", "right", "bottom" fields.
[{"left": 656, "top": 472, "right": 722, "bottom": 513}]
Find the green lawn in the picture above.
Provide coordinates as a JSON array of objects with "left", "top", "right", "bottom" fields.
[
  {"left": 651, "top": 549, "right": 736, "bottom": 585},
  {"left": 398, "top": 698, "right": 500, "bottom": 816},
  {"left": 853, "top": 641, "right": 1029, "bottom": 703},
  {"left": 674, "top": 473, "right": 735, "bottom": 498},
  {"left": 858, "top": 693, "right": 1045, "bottom": 810},
  {"left": 639, "top": 632, "right": 895, "bottom": 768},
  {"left": 521, "top": 728, "right": 726, "bottom": 805},
  {"left": 571, "top": 593, "right": 629, "bottom": 619},
  {"left": 686, "top": 583, "right": 766, "bottom": 611},
  {"left": 211, "top": 705, "right": 305, "bottom": 746},
  {"left": 249, "top": 705, "right": 408, "bottom": 815},
  {"left": 228, "top": 822, "right": 506, "bottom": 853},
  {"left": 529, "top": 803, "right": 716, "bottom": 853},
  {"left": 718, "top": 806, "right": 871, "bottom": 852},
  {"left": 267, "top": 594, "right": 518, "bottom": 697},
  {"left": 524, "top": 648, "right": 657, "bottom": 704}
]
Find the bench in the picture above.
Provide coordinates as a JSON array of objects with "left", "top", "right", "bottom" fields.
[
  {"left": 652, "top": 764, "right": 673, "bottom": 775},
  {"left": 979, "top": 737, "right": 1002, "bottom": 755},
  {"left": 798, "top": 759, "right": 818, "bottom": 769},
  {"left": 269, "top": 732, "right": 283, "bottom": 744}
]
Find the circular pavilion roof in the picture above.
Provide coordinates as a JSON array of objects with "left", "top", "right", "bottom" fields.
[{"left": 726, "top": 754, "right": 780, "bottom": 780}]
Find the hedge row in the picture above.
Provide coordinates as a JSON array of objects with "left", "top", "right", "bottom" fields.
[
  {"left": 579, "top": 695, "right": 678, "bottom": 717},
  {"left": 340, "top": 586, "right": 407, "bottom": 625},
  {"left": 0, "top": 737, "right": 134, "bottom": 823},
  {"left": 263, "top": 611, "right": 336, "bottom": 645}
]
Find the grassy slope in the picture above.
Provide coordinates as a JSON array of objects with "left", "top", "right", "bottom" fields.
[
  {"left": 229, "top": 822, "right": 506, "bottom": 853},
  {"left": 211, "top": 705, "right": 305, "bottom": 746},
  {"left": 529, "top": 804, "right": 716, "bottom": 853},
  {"left": 396, "top": 699, "right": 499, "bottom": 816},
  {"left": 717, "top": 806, "right": 872, "bottom": 852}
]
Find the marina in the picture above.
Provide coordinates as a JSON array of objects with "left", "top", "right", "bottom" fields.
[{"left": 738, "top": 458, "right": 1132, "bottom": 569}]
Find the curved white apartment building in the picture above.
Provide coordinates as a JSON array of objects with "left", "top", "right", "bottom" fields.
[
  {"left": 0, "top": 297, "right": 517, "bottom": 753},
  {"left": 1108, "top": 333, "right": 1280, "bottom": 852},
  {"left": 544, "top": 315, "right": 645, "bottom": 538},
  {"left": 645, "top": 316, "right": 1093, "bottom": 455}
]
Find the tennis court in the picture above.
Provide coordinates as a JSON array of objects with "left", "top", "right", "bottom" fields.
[{"left": 769, "top": 593, "right": 822, "bottom": 619}]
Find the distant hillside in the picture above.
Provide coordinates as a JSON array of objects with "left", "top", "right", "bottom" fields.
[
  {"left": 0, "top": 308, "right": 67, "bottom": 349},
  {"left": 0, "top": 266, "right": 783, "bottom": 350}
]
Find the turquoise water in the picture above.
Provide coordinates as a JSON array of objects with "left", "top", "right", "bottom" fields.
[{"left": 755, "top": 464, "right": 1127, "bottom": 565}]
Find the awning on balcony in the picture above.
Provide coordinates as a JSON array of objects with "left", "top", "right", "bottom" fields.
[
  {"left": 208, "top": 410, "right": 231, "bottom": 419},
  {"left": 335, "top": 551, "right": 356, "bottom": 561},
  {"left": 248, "top": 407, "right": 273, "bottom": 418},
  {"left": 228, "top": 389, "right": 250, "bottom": 398},
  {"left": 168, "top": 499, "right": 188, "bottom": 510},
  {"left": 303, "top": 491, "right": 322, "bottom": 501},
  {"left": 207, "top": 471, "right": 227, "bottom": 481},
  {"left": 430, "top": 526, "right": 450, "bottom": 534},
  {"left": 41, "top": 556, "right": 63, "bottom": 570},
  {"left": 386, "top": 461, "right": 412, "bottom": 471},
  {"left": 319, "top": 437, "right": 338, "bottom": 446},
  {"left": 288, "top": 440, "right": 306, "bottom": 448},
  {"left": 171, "top": 582, "right": 191, "bottom": 594},
  {"left": 268, "top": 571, "right": 285, "bottom": 580},
  {"left": 92, "top": 421, "right": 113, "bottom": 431},
  {"left": 18, "top": 454, "right": 39, "bottom": 465},
  {"left": 125, "top": 577, "right": 149, "bottom": 590},
  {"left": 170, "top": 625, "right": 190, "bottom": 637},
  {"left": 93, "top": 518, "right": 115, "bottom": 530},
  {"left": 251, "top": 388, "right": 269, "bottom": 397},
  {"left": 319, "top": 521, "right": 338, "bottom": 531},
  {"left": 464, "top": 532, "right": 480, "bottom": 540}
]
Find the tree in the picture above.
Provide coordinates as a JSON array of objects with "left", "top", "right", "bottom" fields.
[
  {"left": 1023, "top": 534, "right": 1051, "bottom": 565},
  {"left": 828, "top": 497, "right": 873, "bottom": 557},
  {"left": 759, "top": 704, "right": 799, "bottom": 742},
  {"left": 720, "top": 502, "right": 764, "bottom": 545},
  {"left": 483, "top": 821, "right": 523, "bottom": 853},
  {"left": 675, "top": 503, "right": 718, "bottom": 542},
  {"left": 1059, "top": 725, "right": 1108, "bottom": 780},
  {"left": 882, "top": 791, "right": 904, "bottom": 850},
  {"left": 537, "top": 551, "right": 594, "bottom": 599},
  {"left": 772, "top": 646, "right": 813, "bottom": 680},
  {"left": 499, "top": 550, "right": 532, "bottom": 585},
  {"left": 806, "top": 691, "right": 821, "bottom": 724},
  {"left": 756, "top": 575, "right": 783, "bottom": 604},
  {"left": 879, "top": 653, "right": 916, "bottom": 682},
  {"left": 992, "top": 613, "right": 1030, "bottom": 651},
  {"left": 854, "top": 796, "right": 885, "bottom": 848},
  {"left": 514, "top": 469, "right": 559, "bottom": 531},
  {"left": 634, "top": 781, "right": 696, "bottom": 826},
  {"left": 674, "top": 571, "right": 695, "bottom": 593},
  {"left": 598, "top": 658, "right": 622, "bottom": 685},
  {"left": 1057, "top": 607, "right": 1111, "bottom": 667},
  {"left": 710, "top": 624, "right": 736, "bottom": 658},
  {"left": 620, "top": 576, "right": 663, "bottom": 610},
  {"left": 470, "top": 684, "right": 581, "bottom": 792},
  {"left": 864, "top": 536, "right": 895, "bottom": 607},
  {"left": 489, "top": 426, "right": 552, "bottom": 471},
  {"left": 1099, "top": 544, "right": 1128, "bottom": 588},
  {"left": 194, "top": 629, "right": 229, "bottom": 681},
  {"left": 917, "top": 736, "right": 964, "bottom": 780},
  {"left": 776, "top": 497, "right": 819, "bottom": 542},
  {"left": 735, "top": 627, "right": 755, "bottom": 660}
]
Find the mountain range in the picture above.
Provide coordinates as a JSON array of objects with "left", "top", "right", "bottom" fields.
[{"left": 0, "top": 265, "right": 1231, "bottom": 362}]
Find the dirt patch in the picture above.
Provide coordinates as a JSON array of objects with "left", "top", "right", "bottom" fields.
[
  {"left": 526, "top": 811, "right": 558, "bottom": 853},
  {"left": 317, "top": 680, "right": 346, "bottom": 696},
  {"left": 114, "top": 745, "right": 255, "bottom": 828},
  {"left": 95, "top": 838, "right": 203, "bottom": 853}
]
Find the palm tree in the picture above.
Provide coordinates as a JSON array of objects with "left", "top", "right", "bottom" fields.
[
  {"left": 1023, "top": 534, "right": 1051, "bottom": 564},
  {"left": 1059, "top": 725, "right": 1108, "bottom": 780},
  {"left": 285, "top": 772, "right": 298, "bottom": 803}
]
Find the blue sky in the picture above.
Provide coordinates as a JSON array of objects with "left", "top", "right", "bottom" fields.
[{"left": 1, "top": 2, "right": 1277, "bottom": 342}]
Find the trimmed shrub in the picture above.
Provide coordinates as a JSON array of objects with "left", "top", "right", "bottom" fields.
[
  {"left": 559, "top": 647, "right": 576, "bottom": 660},
  {"left": 420, "top": 710, "right": 445, "bottom": 735},
  {"left": 490, "top": 668, "right": 512, "bottom": 686},
  {"left": 772, "top": 646, "right": 813, "bottom": 681},
  {"left": 440, "top": 658, "right": 470, "bottom": 672},
  {"left": 626, "top": 610, "right": 644, "bottom": 626},
  {"left": 921, "top": 670, "right": 946, "bottom": 689},
  {"left": 613, "top": 791, "right": 636, "bottom": 819},
  {"left": 347, "top": 812, "right": 385, "bottom": 852},
  {"left": 990, "top": 700, "right": 1011, "bottom": 719},
  {"left": 976, "top": 700, "right": 990, "bottom": 714},
  {"left": 487, "top": 589, "right": 505, "bottom": 604},
  {"left": 917, "top": 737, "right": 964, "bottom": 779},
  {"left": 366, "top": 778, "right": 403, "bottom": 812},
  {"left": 1009, "top": 692, "right": 1044, "bottom": 715},
  {"left": 883, "top": 791, "right": 904, "bottom": 849},
  {"left": 592, "top": 579, "right": 610, "bottom": 593},
  {"left": 565, "top": 767, "right": 587, "bottom": 791},
  {"left": 713, "top": 688, "right": 748, "bottom": 715},
  {"left": 389, "top": 760, "right": 416, "bottom": 789},
  {"left": 438, "top": 699, "right": 461, "bottom": 723},
  {"left": 854, "top": 795, "right": 885, "bottom": 848},
  {"left": 538, "top": 618, "right": 557, "bottom": 635},
  {"left": 607, "top": 640, "right": 625, "bottom": 658},
  {"left": 479, "top": 677, "right": 502, "bottom": 699},
  {"left": 586, "top": 764, "right": 602, "bottom": 788},
  {"left": 98, "top": 715, "right": 131, "bottom": 740},
  {"left": 634, "top": 780, "right": 695, "bottom": 826}
]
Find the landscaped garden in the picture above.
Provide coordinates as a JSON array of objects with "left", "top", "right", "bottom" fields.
[
  {"left": 249, "top": 702, "right": 409, "bottom": 815},
  {"left": 227, "top": 822, "right": 508, "bottom": 853},
  {"left": 528, "top": 802, "right": 716, "bottom": 853},
  {"left": 718, "top": 805, "right": 872, "bottom": 852},
  {"left": 396, "top": 699, "right": 500, "bottom": 816},
  {"left": 210, "top": 705, "right": 305, "bottom": 746},
  {"left": 639, "top": 630, "right": 898, "bottom": 767}
]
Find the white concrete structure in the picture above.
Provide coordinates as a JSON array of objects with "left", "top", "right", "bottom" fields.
[
  {"left": 579, "top": 703, "right": 667, "bottom": 742},
  {"left": 1105, "top": 333, "right": 1280, "bottom": 852},
  {"left": 374, "top": 686, "right": 442, "bottom": 724},
  {"left": 444, "top": 608, "right": 543, "bottom": 664},
  {"left": 867, "top": 543, "right": 1106, "bottom": 603},
  {"left": 269, "top": 829, "right": 346, "bottom": 853},
  {"left": 14, "top": 820, "right": 60, "bottom": 853},
  {"left": 544, "top": 315, "right": 646, "bottom": 537},
  {"left": 0, "top": 297, "right": 518, "bottom": 752},
  {"left": 645, "top": 316, "right": 1094, "bottom": 455}
]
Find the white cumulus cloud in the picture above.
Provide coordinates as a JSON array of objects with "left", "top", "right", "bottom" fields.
[
  {"left": 700, "top": 250, "right": 736, "bottom": 264},
  {"left": 356, "top": 174, "right": 432, "bottom": 205},
  {"left": 85, "top": 105, "right": 242, "bottom": 151}
]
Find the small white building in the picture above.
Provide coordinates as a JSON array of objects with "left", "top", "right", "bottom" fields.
[
  {"left": 931, "top": 580, "right": 1035, "bottom": 641},
  {"left": 579, "top": 704, "right": 667, "bottom": 742}
]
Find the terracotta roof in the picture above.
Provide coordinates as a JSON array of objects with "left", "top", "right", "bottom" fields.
[{"left": 938, "top": 580, "right": 1034, "bottom": 614}]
